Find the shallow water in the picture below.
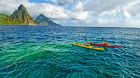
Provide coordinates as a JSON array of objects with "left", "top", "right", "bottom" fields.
[{"left": 0, "top": 26, "right": 140, "bottom": 78}]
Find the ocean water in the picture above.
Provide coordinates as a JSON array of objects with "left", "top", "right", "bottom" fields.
[{"left": 0, "top": 26, "right": 140, "bottom": 78}]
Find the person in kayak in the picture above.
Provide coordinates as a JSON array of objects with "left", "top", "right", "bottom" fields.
[
  {"left": 84, "top": 42, "right": 92, "bottom": 46},
  {"left": 84, "top": 42, "right": 95, "bottom": 46},
  {"left": 84, "top": 42, "right": 110, "bottom": 46}
]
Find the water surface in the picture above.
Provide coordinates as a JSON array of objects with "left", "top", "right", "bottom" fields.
[{"left": 0, "top": 26, "right": 140, "bottom": 78}]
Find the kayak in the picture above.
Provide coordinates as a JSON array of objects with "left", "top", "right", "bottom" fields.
[
  {"left": 71, "top": 42, "right": 104, "bottom": 51},
  {"left": 93, "top": 43, "right": 123, "bottom": 48}
]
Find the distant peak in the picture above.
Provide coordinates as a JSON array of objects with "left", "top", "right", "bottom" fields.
[
  {"left": 18, "top": 4, "right": 26, "bottom": 10},
  {"left": 39, "top": 14, "right": 46, "bottom": 17},
  {"left": 19, "top": 4, "right": 25, "bottom": 7}
]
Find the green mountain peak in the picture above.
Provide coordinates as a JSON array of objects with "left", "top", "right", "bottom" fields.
[
  {"left": 18, "top": 4, "right": 26, "bottom": 11},
  {"left": 8, "top": 4, "right": 36, "bottom": 25},
  {"left": 35, "top": 14, "right": 61, "bottom": 26}
]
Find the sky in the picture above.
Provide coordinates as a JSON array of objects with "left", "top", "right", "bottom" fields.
[{"left": 0, "top": 0, "right": 140, "bottom": 27}]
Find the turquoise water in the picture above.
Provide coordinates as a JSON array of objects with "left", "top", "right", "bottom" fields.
[{"left": 0, "top": 26, "right": 140, "bottom": 78}]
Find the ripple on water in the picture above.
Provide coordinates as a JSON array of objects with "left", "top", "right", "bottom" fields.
[{"left": 0, "top": 26, "right": 140, "bottom": 78}]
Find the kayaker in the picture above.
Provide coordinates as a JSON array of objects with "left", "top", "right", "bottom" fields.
[
  {"left": 84, "top": 42, "right": 110, "bottom": 46},
  {"left": 84, "top": 42, "right": 92, "bottom": 46}
]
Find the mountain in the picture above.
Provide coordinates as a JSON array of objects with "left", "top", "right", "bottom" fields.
[
  {"left": 35, "top": 14, "right": 61, "bottom": 26},
  {"left": 0, "top": 13, "right": 8, "bottom": 19},
  {"left": 0, "top": 4, "right": 61, "bottom": 26},
  {"left": 8, "top": 4, "right": 35, "bottom": 25},
  {"left": 0, "top": 13, "right": 8, "bottom": 25}
]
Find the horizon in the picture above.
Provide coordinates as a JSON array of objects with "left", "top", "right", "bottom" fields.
[{"left": 0, "top": 0, "right": 140, "bottom": 27}]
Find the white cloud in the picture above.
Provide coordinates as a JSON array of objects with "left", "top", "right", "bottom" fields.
[
  {"left": 27, "top": 3, "right": 68, "bottom": 19},
  {"left": 83, "top": 0, "right": 137, "bottom": 13},
  {"left": 91, "top": 0, "right": 140, "bottom": 27},
  {"left": 68, "top": 2, "right": 89, "bottom": 20},
  {"left": 99, "top": 0, "right": 140, "bottom": 18}
]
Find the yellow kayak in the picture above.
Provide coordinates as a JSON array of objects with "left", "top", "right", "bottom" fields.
[{"left": 71, "top": 42, "right": 104, "bottom": 51}]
